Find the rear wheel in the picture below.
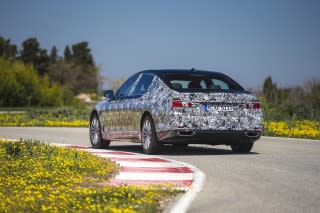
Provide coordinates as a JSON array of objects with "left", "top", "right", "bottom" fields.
[
  {"left": 141, "top": 115, "right": 162, "bottom": 154},
  {"left": 89, "top": 113, "right": 110, "bottom": 148},
  {"left": 231, "top": 143, "right": 253, "bottom": 153}
]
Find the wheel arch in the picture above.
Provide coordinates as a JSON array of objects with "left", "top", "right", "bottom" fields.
[
  {"left": 140, "top": 110, "right": 162, "bottom": 154},
  {"left": 140, "top": 111, "right": 153, "bottom": 130},
  {"left": 90, "top": 110, "right": 99, "bottom": 121},
  {"left": 140, "top": 110, "right": 160, "bottom": 141}
]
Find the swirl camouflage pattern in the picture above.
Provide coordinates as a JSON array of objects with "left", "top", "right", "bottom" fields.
[{"left": 90, "top": 69, "right": 263, "bottom": 154}]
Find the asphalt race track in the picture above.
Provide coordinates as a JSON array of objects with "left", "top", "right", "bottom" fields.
[{"left": 1, "top": 127, "right": 319, "bottom": 213}]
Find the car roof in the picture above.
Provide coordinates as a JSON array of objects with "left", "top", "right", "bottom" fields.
[{"left": 138, "top": 69, "right": 224, "bottom": 76}]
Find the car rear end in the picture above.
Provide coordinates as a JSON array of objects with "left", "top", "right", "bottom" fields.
[{"left": 153, "top": 70, "right": 263, "bottom": 146}]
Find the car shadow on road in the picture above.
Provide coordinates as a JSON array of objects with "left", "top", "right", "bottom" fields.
[{"left": 105, "top": 144, "right": 259, "bottom": 156}]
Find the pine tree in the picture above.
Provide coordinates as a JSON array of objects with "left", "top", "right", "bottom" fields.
[
  {"left": 20, "top": 38, "right": 40, "bottom": 65},
  {"left": 0, "top": 36, "right": 17, "bottom": 58},
  {"left": 50, "top": 46, "right": 58, "bottom": 64},
  {"left": 263, "top": 76, "right": 278, "bottom": 104},
  {"left": 64, "top": 45, "right": 72, "bottom": 62},
  {"left": 71, "top": 41, "right": 94, "bottom": 66}
]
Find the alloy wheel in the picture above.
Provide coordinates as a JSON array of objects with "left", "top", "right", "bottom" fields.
[
  {"left": 142, "top": 119, "right": 152, "bottom": 150},
  {"left": 90, "top": 116, "right": 100, "bottom": 145}
]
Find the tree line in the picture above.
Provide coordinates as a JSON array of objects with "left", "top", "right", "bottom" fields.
[
  {"left": 262, "top": 76, "right": 320, "bottom": 120},
  {"left": 0, "top": 36, "right": 99, "bottom": 95},
  {"left": 0, "top": 35, "right": 101, "bottom": 107}
]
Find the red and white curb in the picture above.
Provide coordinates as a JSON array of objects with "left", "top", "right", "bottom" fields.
[
  {"left": 52, "top": 144, "right": 195, "bottom": 187},
  {"left": 52, "top": 143, "right": 206, "bottom": 213}
]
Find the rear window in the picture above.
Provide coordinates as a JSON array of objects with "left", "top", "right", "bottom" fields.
[{"left": 160, "top": 72, "right": 244, "bottom": 92}]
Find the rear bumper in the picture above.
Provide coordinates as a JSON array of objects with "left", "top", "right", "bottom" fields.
[{"left": 157, "top": 129, "right": 261, "bottom": 145}]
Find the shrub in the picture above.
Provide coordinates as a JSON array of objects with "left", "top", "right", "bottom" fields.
[{"left": 0, "top": 58, "right": 72, "bottom": 107}]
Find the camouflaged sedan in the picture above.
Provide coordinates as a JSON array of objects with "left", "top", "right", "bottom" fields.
[{"left": 89, "top": 69, "right": 263, "bottom": 154}]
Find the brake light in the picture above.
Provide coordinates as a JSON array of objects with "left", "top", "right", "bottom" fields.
[
  {"left": 171, "top": 98, "right": 193, "bottom": 108},
  {"left": 244, "top": 100, "right": 261, "bottom": 109},
  {"left": 251, "top": 101, "right": 261, "bottom": 109},
  {"left": 172, "top": 98, "right": 183, "bottom": 108}
]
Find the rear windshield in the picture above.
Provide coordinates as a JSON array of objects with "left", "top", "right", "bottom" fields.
[{"left": 160, "top": 72, "right": 245, "bottom": 92}]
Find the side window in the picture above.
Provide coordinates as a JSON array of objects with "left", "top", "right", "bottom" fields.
[
  {"left": 132, "top": 74, "right": 154, "bottom": 96},
  {"left": 116, "top": 74, "right": 138, "bottom": 98}
]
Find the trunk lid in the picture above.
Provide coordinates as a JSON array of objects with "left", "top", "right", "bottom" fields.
[{"left": 171, "top": 92, "right": 262, "bottom": 130}]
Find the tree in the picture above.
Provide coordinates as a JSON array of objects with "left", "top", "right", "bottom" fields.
[
  {"left": 58, "top": 41, "right": 98, "bottom": 93},
  {"left": 50, "top": 46, "right": 58, "bottom": 64},
  {"left": 20, "top": 38, "right": 40, "bottom": 65},
  {"left": 71, "top": 41, "right": 94, "bottom": 66},
  {"left": 48, "top": 61, "right": 99, "bottom": 94},
  {"left": 37, "top": 49, "right": 50, "bottom": 75},
  {"left": 64, "top": 45, "right": 72, "bottom": 62},
  {"left": 20, "top": 38, "right": 51, "bottom": 75},
  {"left": 0, "top": 36, "right": 17, "bottom": 58},
  {"left": 263, "top": 76, "right": 278, "bottom": 104},
  {"left": 48, "top": 61, "right": 81, "bottom": 88}
]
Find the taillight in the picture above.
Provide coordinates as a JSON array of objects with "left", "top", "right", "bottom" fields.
[
  {"left": 172, "top": 98, "right": 183, "bottom": 108},
  {"left": 171, "top": 98, "right": 193, "bottom": 108},
  {"left": 244, "top": 100, "right": 261, "bottom": 109},
  {"left": 251, "top": 101, "right": 261, "bottom": 109}
]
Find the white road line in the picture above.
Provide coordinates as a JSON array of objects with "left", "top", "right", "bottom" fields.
[
  {"left": 93, "top": 153, "right": 136, "bottom": 158},
  {"left": 115, "top": 161, "right": 187, "bottom": 168},
  {"left": 114, "top": 172, "right": 193, "bottom": 181},
  {"left": 93, "top": 153, "right": 156, "bottom": 159}
]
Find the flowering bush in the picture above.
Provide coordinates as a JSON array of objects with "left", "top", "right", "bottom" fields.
[
  {"left": 264, "top": 120, "right": 320, "bottom": 139},
  {"left": 0, "top": 140, "right": 179, "bottom": 212}
]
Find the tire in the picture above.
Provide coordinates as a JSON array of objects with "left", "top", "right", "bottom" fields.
[
  {"left": 231, "top": 143, "right": 253, "bottom": 153},
  {"left": 89, "top": 113, "right": 110, "bottom": 148},
  {"left": 141, "top": 115, "right": 162, "bottom": 154}
]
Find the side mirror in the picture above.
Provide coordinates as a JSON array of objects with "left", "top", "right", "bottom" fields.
[{"left": 103, "top": 90, "right": 114, "bottom": 98}]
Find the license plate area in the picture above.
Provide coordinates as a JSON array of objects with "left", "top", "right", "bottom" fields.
[{"left": 203, "top": 103, "right": 236, "bottom": 112}]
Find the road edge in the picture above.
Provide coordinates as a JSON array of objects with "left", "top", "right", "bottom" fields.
[{"left": 164, "top": 158, "right": 206, "bottom": 213}]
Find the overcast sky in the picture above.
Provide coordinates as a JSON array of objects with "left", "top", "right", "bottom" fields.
[{"left": 1, "top": 0, "right": 319, "bottom": 89}]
